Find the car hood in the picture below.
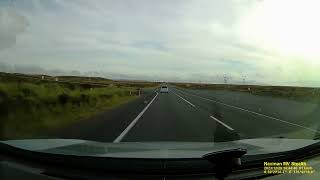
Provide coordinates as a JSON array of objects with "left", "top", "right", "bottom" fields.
[{"left": 0, "top": 138, "right": 318, "bottom": 159}]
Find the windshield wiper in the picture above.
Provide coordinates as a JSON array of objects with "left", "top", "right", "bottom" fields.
[{"left": 203, "top": 147, "right": 247, "bottom": 180}]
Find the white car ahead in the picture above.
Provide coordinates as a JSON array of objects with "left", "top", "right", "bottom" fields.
[{"left": 160, "top": 86, "right": 169, "bottom": 93}]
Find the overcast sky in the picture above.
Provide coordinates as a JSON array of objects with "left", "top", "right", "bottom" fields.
[{"left": 0, "top": 0, "right": 320, "bottom": 86}]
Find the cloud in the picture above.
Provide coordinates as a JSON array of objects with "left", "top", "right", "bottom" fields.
[
  {"left": 0, "top": 0, "right": 319, "bottom": 86},
  {"left": 0, "top": 7, "right": 29, "bottom": 50}
]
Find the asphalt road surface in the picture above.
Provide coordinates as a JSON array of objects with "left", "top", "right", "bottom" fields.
[{"left": 50, "top": 85, "right": 320, "bottom": 142}]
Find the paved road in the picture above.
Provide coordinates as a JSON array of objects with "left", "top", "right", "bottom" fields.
[
  {"left": 171, "top": 86, "right": 320, "bottom": 139},
  {"left": 50, "top": 85, "right": 320, "bottom": 142},
  {"left": 122, "top": 88, "right": 238, "bottom": 142}
]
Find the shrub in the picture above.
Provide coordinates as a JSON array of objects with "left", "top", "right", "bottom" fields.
[
  {"left": 58, "top": 93, "right": 70, "bottom": 105},
  {"left": 0, "top": 90, "right": 8, "bottom": 117},
  {"left": 21, "top": 87, "right": 36, "bottom": 97},
  {"left": 99, "top": 94, "right": 113, "bottom": 99},
  {"left": 80, "top": 94, "right": 90, "bottom": 103}
]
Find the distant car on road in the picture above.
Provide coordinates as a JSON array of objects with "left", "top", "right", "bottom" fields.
[{"left": 160, "top": 86, "right": 169, "bottom": 93}]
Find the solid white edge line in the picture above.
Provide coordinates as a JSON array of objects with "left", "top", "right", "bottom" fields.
[
  {"left": 173, "top": 92, "right": 196, "bottom": 107},
  {"left": 176, "top": 88, "right": 320, "bottom": 133},
  {"left": 113, "top": 92, "right": 159, "bottom": 143},
  {"left": 210, "top": 115, "right": 234, "bottom": 131}
]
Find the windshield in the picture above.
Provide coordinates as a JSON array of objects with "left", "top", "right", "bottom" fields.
[{"left": 1, "top": 0, "right": 320, "bottom": 149}]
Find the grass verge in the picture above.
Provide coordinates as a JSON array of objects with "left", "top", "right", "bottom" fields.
[{"left": 0, "top": 76, "right": 139, "bottom": 139}]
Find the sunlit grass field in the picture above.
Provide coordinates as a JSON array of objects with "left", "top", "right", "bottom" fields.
[{"left": 0, "top": 73, "right": 143, "bottom": 139}]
